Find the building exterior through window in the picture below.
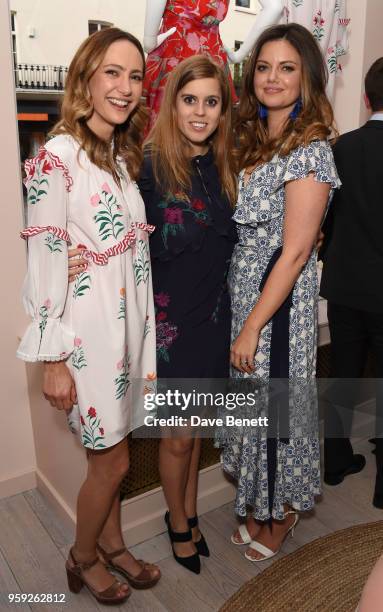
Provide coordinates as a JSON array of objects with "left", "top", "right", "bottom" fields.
[{"left": 88, "top": 20, "right": 113, "bottom": 35}]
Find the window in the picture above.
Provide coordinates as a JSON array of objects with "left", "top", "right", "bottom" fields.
[
  {"left": 11, "top": 11, "right": 17, "bottom": 69},
  {"left": 233, "top": 41, "right": 244, "bottom": 90},
  {"left": 235, "top": 0, "right": 251, "bottom": 7},
  {"left": 88, "top": 20, "right": 113, "bottom": 36}
]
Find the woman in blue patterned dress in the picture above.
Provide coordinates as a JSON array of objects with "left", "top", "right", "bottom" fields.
[{"left": 222, "top": 23, "right": 340, "bottom": 561}]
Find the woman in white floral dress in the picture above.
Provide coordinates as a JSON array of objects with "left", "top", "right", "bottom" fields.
[
  {"left": 17, "top": 28, "right": 160, "bottom": 604},
  {"left": 220, "top": 24, "right": 340, "bottom": 561}
]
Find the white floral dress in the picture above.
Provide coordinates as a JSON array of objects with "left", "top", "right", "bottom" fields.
[
  {"left": 17, "top": 134, "right": 157, "bottom": 449},
  {"left": 282, "top": 0, "right": 350, "bottom": 99}
]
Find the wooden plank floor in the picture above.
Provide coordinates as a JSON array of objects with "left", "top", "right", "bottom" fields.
[{"left": 0, "top": 434, "right": 381, "bottom": 612}]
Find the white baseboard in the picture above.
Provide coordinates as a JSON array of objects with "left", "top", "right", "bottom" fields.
[
  {"left": 0, "top": 469, "right": 36, "bottom": 500},
  {"left": 36, "top": 469, "right": 76, "bottom": 537},
  {"left": 34, "top": 462, "right": 235, "bottom": 547},
  {"left": 121, "top": 463, "right": 236, "bottom": 547}
]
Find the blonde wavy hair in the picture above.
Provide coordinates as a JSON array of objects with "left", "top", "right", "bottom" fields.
[
  {"left": 51, "top": 27, "right": 147, "bottom": 180},
  {"left": 146, "top": 55, "right": 237, "bottom": 206},
  {"left": 236, "top": 23, "right": 337, "bottom": 172}
]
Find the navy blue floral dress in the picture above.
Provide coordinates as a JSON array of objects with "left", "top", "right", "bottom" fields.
[{"left": 137, "top": 149, "right": 237, "bottom": 378}]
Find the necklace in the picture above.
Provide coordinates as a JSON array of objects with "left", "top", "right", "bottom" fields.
[{"left": 194, "top": 158, "right": 213, "bottom": 207}]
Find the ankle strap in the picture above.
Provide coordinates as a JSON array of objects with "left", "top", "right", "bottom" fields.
[
  {"left": 70, "top": 547, "right": 99, "bottom": 571},
  {"left": 97, "top": 543, "right": 127, "bottom": 560},
  {"left": 168, "top": 526, "right": 193, "bottom": 542},
  {"left": 188, "top": 515, "right": 198, "bottom": 528}
]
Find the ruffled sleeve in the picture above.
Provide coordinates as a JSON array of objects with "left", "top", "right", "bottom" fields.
[
  {"left": 233, "top": 140, "right": 340, "bottom": 228},
  {"left": 274, "top": 140, "right": 341, "bottom": 191},
  {"left": 17, "top": 144, "right": 75, "bottom": 362}
]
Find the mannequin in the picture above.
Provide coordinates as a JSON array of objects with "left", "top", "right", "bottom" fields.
[
  {"left": 225, "top": 0, "right": 284, "bottom": 63},
  {"left": 143, "top": 0, "right": 283, "bottom": 128}
]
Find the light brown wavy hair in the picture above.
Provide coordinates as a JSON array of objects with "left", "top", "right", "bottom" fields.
[
  {"left": 51, "top": 27, "right": 147, "bottom": 180},
  {"left": 236, "top": 23, "right": 337, "bottom": 172},
  {"left": 146, "top": 55, "right": 237, "bottom": 205}
]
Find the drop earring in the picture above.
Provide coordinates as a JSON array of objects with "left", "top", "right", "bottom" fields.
[
  {"left": 258, "top": 102, "right": 268, "bottom": 119},
  {"left": 290, "top": 97, "right": 303, "bottom": 120}
]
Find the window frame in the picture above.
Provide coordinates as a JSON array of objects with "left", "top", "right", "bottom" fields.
[
  {"left": 88, "top": 20, "right": 113, "bottom": 36},
  {"left": 234, "top": 0, "right": 257, "bottom": 15},
  {"left": 10, "top": 11, "right": 17, "bottom": 69}
]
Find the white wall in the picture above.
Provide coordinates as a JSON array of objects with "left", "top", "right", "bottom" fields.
[
  {"left": 0, "top": 2, "right": 36, "bottom": 499},
  {"left": 221, "top": 0, "right": 262, "bottom": 49},
  {"left": 10, "top": 0, "right": 146, "bottom": 66}
]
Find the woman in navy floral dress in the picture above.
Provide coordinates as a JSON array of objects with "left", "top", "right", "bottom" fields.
[
  {"left": 139, "top": 147, "right": 236, "bottom": 377},
  {"left": 139, "top": 55, "right": 237, "bottom": 573},
  {"left": 223, "top": 24, "right": 340, "bottom": 562}
]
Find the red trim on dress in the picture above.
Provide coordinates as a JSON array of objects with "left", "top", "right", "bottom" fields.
[
  {"left": 20, "top": 225, "right": 71, "bottom": 243},
  {"left": 24, "top": 146, "right": 74, "bottom": 192},
  {"left": 80, "top": 222, "right": 155, "bottom": 266}
]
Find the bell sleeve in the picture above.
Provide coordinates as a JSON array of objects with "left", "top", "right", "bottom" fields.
[{"left": 17, "top": 146, "right": 75, "bottom": 362}]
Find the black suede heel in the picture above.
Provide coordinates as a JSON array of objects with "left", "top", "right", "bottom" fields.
[
  {"left": 188, "top": 515, "right": 210, "bottom": 557},
  {"left": 165, "top": 511, "right": 201, "bottom": 574}
]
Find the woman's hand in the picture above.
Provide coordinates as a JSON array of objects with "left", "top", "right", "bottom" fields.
[
  {"left": 230, "top": 322, "right": 260, "bottom": 374},
  {"left": 68, "top": 248, "right": 87, "bottom": 283},
  {"left": 316, "top": 230, "right": 324, "bottom": 252},
  {"left": 143, "top": 27, "right": 176, "bottom": 53},
  {"left": 43, "top": 361, "right": 77, "bottom": 411}
]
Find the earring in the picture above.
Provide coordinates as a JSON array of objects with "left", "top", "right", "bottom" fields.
[
  {"left": 258, "top": 102, "right": 268, "bottom": 119},
  {"left": 290, "top": 97, "right": 303, "bottom": 120}
]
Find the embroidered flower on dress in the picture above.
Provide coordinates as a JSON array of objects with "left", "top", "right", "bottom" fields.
[
  {"left": 90, "top": 193, "right": 101, "bottom": 207},
  {"left": 101, "top": 182, "right": 112, "bottom": 194},
  {"left": 192, "top": 199, "right": 206, "bottom": 211},
  {"left": 154, "top": 292, "right": 170, "bottom": 307},
  {"left": 164, "top": 207, "right": 184, "bottom": 225}
]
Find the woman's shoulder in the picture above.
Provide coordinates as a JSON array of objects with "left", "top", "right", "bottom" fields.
[
  {"left": 44, "top": 134, "right": 79, "bottom": 166},
  {"left": 287, "top": 139, "right": 332, "bottom": 161},
  {"left": 280, "top": 139, "right": 335, "bottom": 173},
  {"left": 137, "top": 148, "right": 157, "bottom": 195},
  {"left": 280, "top": 139, "right": 339, "bottom": 188}
]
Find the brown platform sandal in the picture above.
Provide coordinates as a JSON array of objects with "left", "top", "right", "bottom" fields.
[
  {"left": 96, "top": 543, "right": 161, "bottom": 589},
  {"left": 66, "top": 547, "right": 131, "bottom": 605}
]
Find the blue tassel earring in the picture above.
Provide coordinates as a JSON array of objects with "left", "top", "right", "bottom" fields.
[
  {"left": 258, "top": 102, "right": 268, "bottom": 119},
  {"left": 290, "top": 97, "right": 303, "bottom": 120}
]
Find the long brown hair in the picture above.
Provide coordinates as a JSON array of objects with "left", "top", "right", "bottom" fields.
[
  {"left": 236, "top": 23, "right": 337, "bottom": 171},
  {"left": 147, "top": 55, "right": 237, "bottom": 205},
  {"left": 51, "top": 27, "right": 147, "bottom": 180}
]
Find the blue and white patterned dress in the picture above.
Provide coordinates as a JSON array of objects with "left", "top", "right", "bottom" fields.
[{"left": 220, "top": 140, "right": 340, "bottom": 520}]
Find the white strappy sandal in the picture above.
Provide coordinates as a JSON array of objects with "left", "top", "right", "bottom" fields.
[
  {"left": 244, "top": 511, "right": 299, "bottom": 562},
  {"left": 230, "top": 523, "right": 253, "bottom": 546}
]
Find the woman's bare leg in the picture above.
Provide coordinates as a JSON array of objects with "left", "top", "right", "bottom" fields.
[
  {"left": 184, "top": 436, "right": 202, "bottom": 542},
  {"left": 69, "top": 438, "right": 130, "bottom": 595},
  {"left": 159, "top": 433, "right": 196, "bottom": 557},
  {"left": 98, "top": 493, "right": 160, "bottom": 579}
]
